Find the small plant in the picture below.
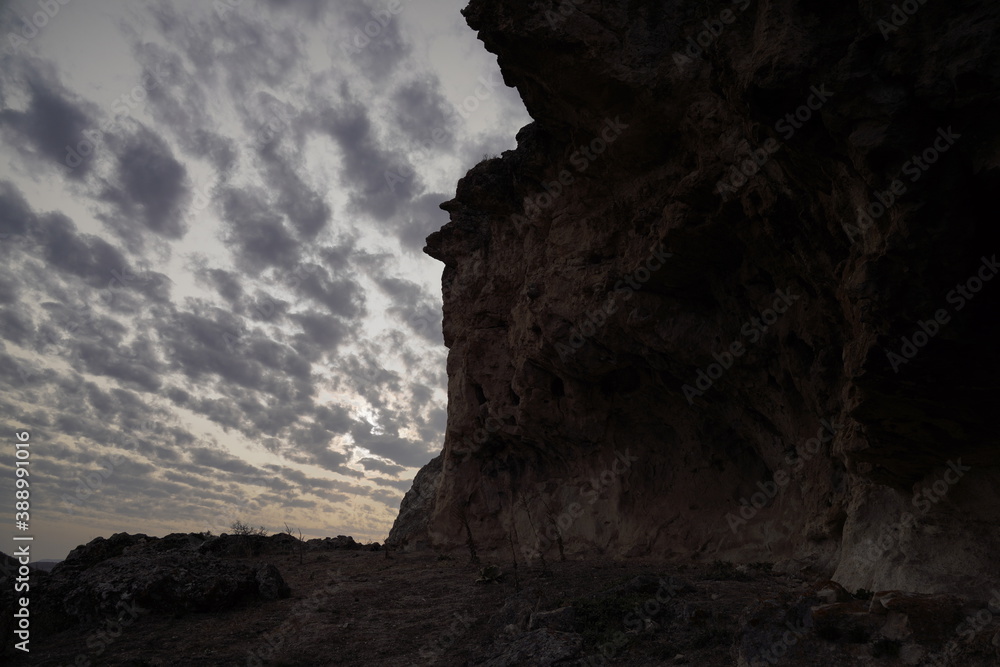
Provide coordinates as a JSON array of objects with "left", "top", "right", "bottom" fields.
[
  {"left": 230, "top": 520, "right": 268, "bottom": 537},
  {"left": 230, "top": 519, "right": 267, "bottom": 557},
  {"left": 452, "top": 503, "right": 479, "bottom": 564},
  {"left": 283, "top": 522, "right": 305, "bottom": 564}
]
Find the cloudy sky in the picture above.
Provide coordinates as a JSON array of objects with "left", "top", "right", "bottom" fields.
[{"left": 0, "top": 0, "right": 528, "bottom": 559}]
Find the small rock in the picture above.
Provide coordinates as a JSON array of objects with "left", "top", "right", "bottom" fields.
[
  {"left": 255, "top": 563, "right": 291, "bottom": 600},
  {"left": 813, "top": 580, "right": 853, "bottom": 604}
]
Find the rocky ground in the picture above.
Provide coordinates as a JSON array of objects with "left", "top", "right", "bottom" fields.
[{"left": 5, "top": 534, "right": 1000, "bottom": 666}]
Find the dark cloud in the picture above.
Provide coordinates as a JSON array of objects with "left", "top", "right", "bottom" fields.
[
  {"left": 160, "top": 308, "right": 263, "bottom": 387},
  {"left": 36, "top": 212, "right": 128, "bottom": 289},
  {"left": 369, "top": 487, "right": 404, "bottom": 508},
  {"left": 329, "top": 351, "right": 402, "bottom": 409},
  {"left": 0, "top": 68, "right": 95, "bottom": 177},
  {"left": 350, "top": 426, "right": 433, "bottom": 468},
  {"left": 358, "top": 457, "right": 405, "bottom": 476},
  {"left": 395, "top": 192, "right": 450, "bottom": 253},
  {"left": 75, "top": 342, "right": 162, "bottom": 393},
  {"left": 218, "top": 186, "right": 300, "bottom": 272},
  {"left": 392, "top": 78, "right": 456, "bottom": 150},
  {"left": 334, "top": 0, "right": 412, "bottom": 82},
  {"left": 291, "top": 311, "right": 350, "bottom": 350},
  {"left": 256, "top": 140, "right": 331, "bottom": 239},
  {"left": 377, "top": 276, "right": 443, "bottom": 344},
  {"left": 99, "top": 126, "right": 190, "bottom": 241},
  {"left": 313, "top": 404, "right": 353, "bottom": 434},
  {"left": 314, "top": 101, "right": 417, "bottom": 221},
  {"left": 295, "top": 266, "right": 365, "bottom": 319},
  {"left": 188, "top": 446, "right": 264, "bottom": 477},
  {"left": 0, "top": 179, "right": 34, "bottom": 239},
  {"left": 201, "top": 268, "right": 244, "bottom": 304}
]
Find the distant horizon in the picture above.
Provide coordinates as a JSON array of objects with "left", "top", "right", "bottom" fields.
[{"left": 5, "top": 524, "right": 391, "bottom": 562}]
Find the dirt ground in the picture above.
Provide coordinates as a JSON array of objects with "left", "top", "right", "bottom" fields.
[{"left": 12, "top": 549, "right": 813, "bottom": 666}]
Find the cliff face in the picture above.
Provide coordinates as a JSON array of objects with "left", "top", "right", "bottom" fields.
[{"left": 395, "top": 0, "right": 1000, "bottom": 598}]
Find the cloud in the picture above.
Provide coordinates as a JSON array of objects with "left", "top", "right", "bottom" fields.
[
  {"left": 36, "top": 212, "right": 128, "bottom": 289},
  {"left": 98, "top": 126, "right": 190, "bottom": 242},
  {"left": 291, "top": 311, "right": 351, "bottom": 350},
  {"left": 350, "top": 426, "right": 433, "bottom": 468},
  {"left": 395, "top": 192, "right": 451, "bottom": 253},
  {"left": 294, "top": 265, "right": 366, "bottom": 319},
  {"left": 314, "top": 100, "right": 417, "bottom": 221},
  {"left": 333, "top": 0, "right": 413, "bottom": 82},
  {"left": 358, "top": 457, "right": 405, "bottom": 476},
  {"left": 391, "top": 78, "right": 457, "bottom": 150},
  {"left": 0, "top": 179, "right": 34, "bottom": 238},
  {"left": 218, "top": 186, "right": 301, "bottom": 272},
  {"left": 256, "top": 138, "right": 331, "bottom": 239},
  {"left": 376, "top": 275, "right": 443, "bottom": 344},
  {"left": 200, "top": 268, "right": 244, "bottom": 304},
  {"left": 0, "top": 66, "right": 95, "bottom": 178}
]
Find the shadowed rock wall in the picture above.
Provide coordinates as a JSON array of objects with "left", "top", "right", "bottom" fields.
[{"left": 391, "top": 0, "right": 1000, "bottom": 598}]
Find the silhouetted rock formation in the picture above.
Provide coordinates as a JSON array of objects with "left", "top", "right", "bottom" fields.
[
  {"left": 6, "top": 532, "right": 290, "bottom": 644},
  {"left": 387, "top": 451, "right": 443, "bottom": 550},
  {"left": 395, "top": 0, "right": 1000, "bottom": 602}
]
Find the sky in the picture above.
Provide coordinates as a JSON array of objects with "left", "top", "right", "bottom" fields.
[{"left": 0, "top": 0, "right": 529, "bottom": 560}]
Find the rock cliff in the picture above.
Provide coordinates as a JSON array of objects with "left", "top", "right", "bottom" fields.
[{"left": 392, "top": 0, "right": 1000, "bottom": 600}]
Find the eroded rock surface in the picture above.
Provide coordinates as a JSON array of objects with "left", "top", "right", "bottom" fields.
[{"left": 396, "top": 0, "right": 1000, "bottom": 604}]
